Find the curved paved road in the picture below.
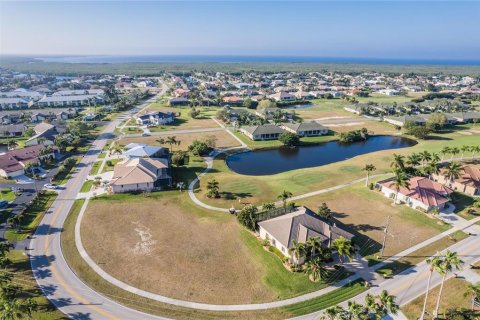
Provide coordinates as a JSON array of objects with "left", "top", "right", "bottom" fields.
[{"left": 30, "top": 95, "right": 169, "bottom": 320}]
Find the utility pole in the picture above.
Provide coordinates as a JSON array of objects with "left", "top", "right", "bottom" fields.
[{"left": 380, "top": 215, "right": 391, "bottom": 258}]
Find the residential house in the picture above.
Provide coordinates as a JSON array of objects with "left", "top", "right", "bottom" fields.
[
  {"left": 432, "top": 164, "right": 480, "bottom": 196},
  {"left": 448, "top": 112, "right": 480, "bottom": 123},
  {"left": 0, "top": 124, "right": 26, "bottom": 138},
  {"left": 168, "top": 97, "right": 189, "bottom": 106},
  {"left": 258, "top": 206, "right": 353, "bottom": 265},
  {"left": 0, "top": 98, "right": 29, "bottom": 109},
  {"left": 377, "top": 176, "right": 453, "bottom": 212},
  {"left": 110, "top": 157, "right": 171, "bottom": 193},
  {"left": 384, "top": 115, "right": 426, "bottom": 127},
  {"left": 25, "top": 122, "right": 58, "bottom": 147},
  {"left": 135, "top": 111, "right": 176, "bottom": 126},
  {"left": 123, "top": 143, "right": 169, "bottom": 159},
  {"left": 239, "top": 124, "right": 284, "bottom": 141},
  {"left": 36, "top": 94, "right": 103, "bottom": 108},
  {"left": 256, "top": 108, "right": 294, "bottom": 122},
  {"left": 269, "top": 91, "right": 295, "bottom": 102},
  {"left": 0, "top": 145, "right": 56, "bottom": 178},
  {"left": 223, "top": 96, "right": 244, "bottom": 105},
  {"left": 280, "top": 121, "right": 329, "bottom": 137}
]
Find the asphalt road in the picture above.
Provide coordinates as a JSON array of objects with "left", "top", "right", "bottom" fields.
[{"left": 30, "top": 94, "right": 169, "bottom": 320}]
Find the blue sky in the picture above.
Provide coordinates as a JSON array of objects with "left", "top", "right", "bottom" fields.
[{"left": 1, "top": 1, "right": 479, "bottom": 60}]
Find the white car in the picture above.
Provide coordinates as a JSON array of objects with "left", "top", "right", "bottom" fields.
[{"left": 44, "top": 183, "right": 57, "bottom": 190}]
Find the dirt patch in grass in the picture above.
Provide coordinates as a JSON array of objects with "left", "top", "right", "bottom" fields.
[
  {"left": 296, "top": 184, "right": 450, "bottom": 259},
  {"left": 81, "top": 192, "right": 276, "bottom": 304},
  {"left": 119, "top": 130, "right": 241, "bottom": 152},
  {"left": 401, "top": 278, "right": 478, "bottom": 320}
]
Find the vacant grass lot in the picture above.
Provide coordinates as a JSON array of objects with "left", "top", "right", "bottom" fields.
[
  {"left": 1, "top": 187, "right": 16, "bottom": 201},
  {"left": 81, "top": 191, "right": 350, "bottom": 304},
  {"left": 80, "top": 180, "right": 93, "bottom": 193},
  {"left": 119, "top": 129, "right": 241, "bottom": 152},
  {"left": 401, "top": 278, "right": 478, "bottom": 320},
  {"left": 100, "top": 158, "right": 121, "bottom": 173},
  {"left": 196, "top": 128, "right": 480, "bottom": 208},
  {"left": 295, "top": 182, "right": 450, "bottom": 260},
  {"left": 89, "top": 161, "right": 102, "bottom": 176}
]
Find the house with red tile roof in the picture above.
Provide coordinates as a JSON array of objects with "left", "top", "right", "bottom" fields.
[
  {"left": 377, "top": 176, "right": 453, "bottom": 212},
  {"left": 0, "top": 145, "right": 56, "bottom": 178},
  {"left": 432, "top": 164, "right": 480, "bottom": 196}
]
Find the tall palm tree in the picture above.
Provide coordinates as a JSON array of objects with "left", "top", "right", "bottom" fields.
[
  {"left": 424, "top": 160, "right": 440, "bottom": 180},
  {"left": 406, "top": 153, "right": 421, "bottom": 168},
  {"left": 431, "top": 152, "right": 440, "bottom": 163},
  {"left": 305, "top": 236, "right": 322, "bottom": 259},
  {"left": 440, "top": 146, "right": 451, "bottom": 162},
  {"left": 278, "top": 190, "right": 293, "bottom": 212},
  {"left": 261, "top": 202, "right": 275, "bottom": 211},
  {"left": 445, "top": 161, "right": 461, "bottom": 186},
  {"left": 463, "top": 282, "right": 480, "bottom": 311},
  {"left": 156, "top": 138, "right": 166, "bottom": 145},
  {"left": 450, "top": 147, "right": 460, "bottom": 160},
  {"left": 332, "top": 236, "right": 355, "bottom": 263},
  {"left": 347, "top": 301, "right": 366, "bottom": 319},
  {"left": 376, "top": 290, "right": 399, "bottom": 319},
  {"left": 362, "top": 164, "right": 376, "bottom": 187},
  {"left": 433, "top": 250, "right": 464, "bottom": 318},
  {"left": 419, "top": 151, "right": 432, "bottom": 167},
  {"left": 391, "top": 169, "right": 410, "bottom": 204},
  {"left": 420, "top": 254, "right": 442, "bottom": 320},
  {"left": 166, "top": 136, "right": 178, "bottom": 152},
  {"left": 288, "top": 240, "right": 306, "bottom": 268},
  {"left": 304, "top": 257, "right": 328, "bottom": 282},
  {"left": 471, "top": 146, "right": 480, "bottom": 160},
  {"left": 390, "top": 154, "right": 405, "bottom": 171},
  {"left": 461, "top": 145, "right": 470, "bottom": 160}
]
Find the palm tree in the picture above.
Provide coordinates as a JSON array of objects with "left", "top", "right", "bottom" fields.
[
  {"left": 166, "top": 136, "right": 178, "bottom": 152},
  {"left": 471, "top": 146, "right": 480, "bottom": 160},
  {"left": 461, "top": 145, "right": 470, "bottom": 160},
  {"left": 304, "top": 257, "right": 328, "bottom": 282},
  {"left": 278, "top": 190, "right": 293, "bottom": 212},
  {"left": 419, "top": 151, "right": 432, "bottom": 167},
  {"left": 463, "top": 282, "right": 480, "bottom": 311},
  {"left": 317, "top": 202, "right": 332, "bottom": 221},
  {"left": 433, "top": 250, "right": 464, "bottom": 318},
  {"left": 323, "top": 306, "right": 343, "bottom": 320},
  {"left": 390, "top": 154, "right": 405, "bottom": 171},
  {"left": 406, "top": 153, "right": 421, "bottom": 168},
  {"left": 391, "top": 169, "right": 410, "bottom": 204},
  {"left": 450, "top": 147, "right": 460, "bottom": 160},
  {"left": 445, "top": 161, "right": 461, "bottom": 186},
  {"left": 332, "top": 236, "right": 354, "bottom": 263},
  {"left": 376, "top": 290, "right": 399, "bottom": 319},
  {"left": 431, "top": 152, "right": 440, "bottom": 163},
  {"left": 362, "top": 164, "right": 376, "bottom": 187},
  {"left": 420, "top": 255, "right": 442, "bottom": 320},
  {"left": 288, "top": 240, "right": 306, "bottom": 268},
  {"left": 347, "top": 301, "right": 366, "bottom": 319},
  {"left": 305, "top": 236, "right": 322, "bottom": 259},
  {"left": 440, "top": 146, "right": 451, "bottom": 162},
  {"left": 156, "top": 138, "right": 166, "bottom": 145},
  {"left": 261, "top": 202, "right": 275, "bottom": 211},
  {"left": 424, "top": 160, "right": 440, "bottom": 180},
  {"left": 206, "top": 179, "right": 220, "bottom": 198}
]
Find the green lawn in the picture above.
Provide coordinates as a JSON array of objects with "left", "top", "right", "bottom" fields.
[
  {"left": 6, "top": 250, "right": 68, "bottom": 320},
  {"left": 4, "top": 191, "right": 57, "bottom": 241},
  {"left": 240, "top": 229, "right": 351, "bottom": 299},
  {"left": 52, "top": 156, "right": 80, "bottom": 185},
  {"left": 101, "top": 159, "right": 121, "bottom": 173},
  {"left": 281, "top": 279, "right": 368, "bottom": 316},
  {"left": 89, "top": 161, "right": 102, "bottom": 175},
  {"left": 171, "top": 155, "right": 207, "bottom": 186},
  {"left": 0, "top": 187, "right": 16, "bottom": 201},
  {"left": 80, "top": 180, "right": 94, "bottom": 193},
  {"left": 97, "top": 152, "right": 106, "bottom": 159}
]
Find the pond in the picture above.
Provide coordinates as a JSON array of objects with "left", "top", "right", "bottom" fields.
[
  {"left": 285, "top": 103, "right": 315, "bottom": 109},
  {"left": 226, "top": 135, "right": 416, "bottom": 175}
]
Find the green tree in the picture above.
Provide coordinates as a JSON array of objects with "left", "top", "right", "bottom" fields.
[
  {"left": 258, "top": 99, "right": 276, "bottom": 110},
  {"left": 304, "top": 257, "right": 328, "bottom": 282},
  {"left": 433, "top": 250, "right": 463, "bottom": 318},
  {"left": 450, "top": 147, "right": 460, "bottom": 160},
  {"left": 406, "top": 153, "right": 421, "bottom": 168},
  {"left": 362, "top": 164, "right": 376, "bottom": 187},
  {"left": 305, "top": 236, "right": 322, "bottom": 260},
  {"left": 166, "top": 136, "right": 178, "bottom": 152},
  {"left": 460, "top": 145, "right": 470, "bottom": 160},
  {"left": 317, "top": 202, "right": 332, "bottom": 221},
  {"left": 419, "top": 151, "right": 432, "bottom": 167},
  {"left": 420, "top": 254, "right": 442, "bottom": 320},
  {"left": 332, "top": 236, "right": 354, "bottom": 263},
  {"left": 277, "top": 190, "right": 293, "bottom": 212},
  {"left": 278, "top": 132, "right": 300, "bottom": 147},
  {"left": 324, "top": 306, "right": 343, "bottom": 320},
  {"left": 237, "top": 205, "right": 258, "bottom": 231},
  {"left": 463, "top": 282, "right": 480, "bottom": 311},
  {"left": 441, "top": 146, "right": 451, "bottom": 161},
  {"left": 288, "top": 240, "right": 306, "bottom": 268},
  {"left": 391, "top": 169, "right": 410, "bottom": 204},
  {"left": 261, "top": 202, "right": 275, "bottom": 211},
  {"left": 445, "top": 161, "right": 461, "bottom": 186},
  {"left": 206, "top": 179, "right": 220, "bottom": 198},
  {"left": 470, "top": 146, "right": 480, "bottom": 160},
  {"left": 390, "top": 154, "right": 406, "bottom": 171}
]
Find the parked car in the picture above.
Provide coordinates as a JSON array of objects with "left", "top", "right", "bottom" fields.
[
  {"left": 141, "top": 133, "right": 150, "bottom": 137},
  {"left": 44, "top": 183, "right": 57, "bottom": 190}
]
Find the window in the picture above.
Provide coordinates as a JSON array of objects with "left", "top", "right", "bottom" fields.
[{"left": 272, "top": 239, "right": 276, "bottom": 245}]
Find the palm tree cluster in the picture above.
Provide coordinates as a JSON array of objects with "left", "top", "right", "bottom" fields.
[
  {"left": 420, "top": 250, "right": 464, "bottom": 320},
  {"left": 323, "top": 290, "right": 398, "bottom": 320},
  {"left": 0, "top": 241, "right": 39, "bottom": 318},
  {"left": 441, "top": 145, "right": 480, "bottom": 162}
]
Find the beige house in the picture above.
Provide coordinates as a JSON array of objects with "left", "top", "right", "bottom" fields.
[
  {"left": 239, "top": 124, "right": 284, "bottom": 141},
  {"left": 432, "top": 164, "right": 480, "bottom": 196},
  {"left": 280, "top": 121, "right": 328, "bottom": 137},
  {"left": 258, "top": 207, "right": 353, "bottom": 265},
  {"left": 110, "top": 158, "right": 171, "bottom": 193}
]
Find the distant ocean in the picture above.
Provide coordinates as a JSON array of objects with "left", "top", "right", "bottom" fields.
[{"left": 36, "top": 55, "right": 480, "bottom": 66}]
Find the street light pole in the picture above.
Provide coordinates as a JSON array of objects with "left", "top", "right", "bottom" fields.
[{"left": 381, "top": 215, "right": 391, "bottom": 258}]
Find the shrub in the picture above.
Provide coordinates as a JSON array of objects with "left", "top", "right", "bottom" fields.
[
  {"left": 171, "top": 151, "right": 188, "bottom": 166},
  {"left": 188, "top": 140, "right": 212, "bottom": 156},
  {"left": 279, "top": 132, "right": 300, "bottom": 147},
  {"left": 368, "top": 182, "right": 374, "bottom": 190},
  {"left": 189, "top": 108, "right": 200, "bottom": 119}
]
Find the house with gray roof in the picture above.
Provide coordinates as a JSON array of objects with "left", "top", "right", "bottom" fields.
[
  {"left": 239, "top": 124, "right": 284, "bottom": 141},
  {"left": 280, "top": 121, "right": 328, "bottom": 137},
  {"left": 384, "top": 115, "right": 426, "bottom": 127},
  {"left": 0, "top": 98, "right": 29, "bottom": 110},
  {"left": 258, "top": 206, "right": 353, "bottom": 265}
]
